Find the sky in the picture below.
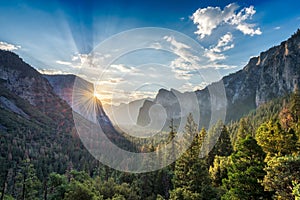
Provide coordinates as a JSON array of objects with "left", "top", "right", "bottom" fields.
[{"left": 0, "top": 0, "right": 300, "bottom": 105}]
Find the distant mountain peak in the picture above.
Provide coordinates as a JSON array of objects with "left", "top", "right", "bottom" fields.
[{"left": 137, "top": 28, "right": 300, "bottom": 127}]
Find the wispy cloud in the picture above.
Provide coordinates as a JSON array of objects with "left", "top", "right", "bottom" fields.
[
  {"left": 191, "top": 3, "right": 262, "bottom": 39},
  {"left": 179, "top": 82, "right": 209, "bottom": 91},
  {"left": 164, "top": 35, "right": 235, "bottom": 80},
  {"left": 274, "top": 26, "right": 281, "bottom": 30},
  {"left": 205, "top": 32, "right": 234, "bottom": 61},
  {"left": 37, "top": 69, "right": 70, "bottom": 75},
  {"left": 56, "top": 60, "right": 73, "bottom": 66},
  {"left": 0, "top": 41, "right": 21, "bottom": 51},
  {"left": 110, "top": 64, "right": 135, "bottom": 73},
  {"left": 163, "top": 35, "right": 202, "bottom": 80}
]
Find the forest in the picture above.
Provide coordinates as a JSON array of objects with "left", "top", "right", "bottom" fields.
[{"left": 0, "top": 89, "right": 300, "bottom": 200}]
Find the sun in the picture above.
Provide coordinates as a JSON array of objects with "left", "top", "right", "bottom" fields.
[{"left": 93, "top": 91, "right": 101, "bottom": 99}]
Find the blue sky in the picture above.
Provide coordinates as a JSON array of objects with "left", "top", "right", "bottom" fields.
[{"left": 0, "top": 0, "right": 300, "bottom": 105}]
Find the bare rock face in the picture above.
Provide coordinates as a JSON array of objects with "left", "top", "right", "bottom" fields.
[
  {"left": 137, "top": 30, "right": 300, "bottom": 126},
  {"left": 0, "top": 50, "right": 72, "bottom": 124},
  {"left": 0, "top": 50, "right": 133, "bottom": 150},
  {"left": 255, "top": 33, "right": 300, "bottom": 106},
  {"left": 43, "top": 74, "right": 87, "bottom": 107},
  {"left": 44, "top": 74, "right": 112, "bottom": 125}
]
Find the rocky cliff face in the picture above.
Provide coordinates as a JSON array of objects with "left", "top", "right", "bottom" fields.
[
  {"left": 43, "top": 74, "right": 88, "bottom": 107},
  {"left": 43, "top": 74, "right": 133, "bottom": 149},
  {"left": 137, "top": 30, "right": 300, "bottom": 127},
  {"left": 0, "top": 50, "right": 134, "bottom": 151},
  {"left": 222, "top": 30, "right": 300, "bottom": 121},
  {"left": 0, "top": 50, "right": 73, "bottom": 125},
  {"left": 44, "top": 74, "right": 111, "bottom": 124}
]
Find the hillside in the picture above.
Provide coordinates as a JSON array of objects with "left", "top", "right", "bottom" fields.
[{"left": 137, "top": 29, "right": 300, "bottom": 129}]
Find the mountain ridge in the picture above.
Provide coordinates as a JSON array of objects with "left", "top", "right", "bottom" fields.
[{"left": 137, "top": 29, "right": 300, "bottom": 128}]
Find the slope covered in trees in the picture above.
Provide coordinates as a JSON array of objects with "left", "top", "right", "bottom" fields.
[{"left": 0, "top": 88, "right": 299, "bottom": 199}]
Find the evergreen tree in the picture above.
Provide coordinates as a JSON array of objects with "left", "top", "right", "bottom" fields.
[
  {"left": 293, "top": 181, "right": 300, "bottom": 200},
  {"left": 256, "top": 120, "right": 298, "bottom": 157},
  {"left": 167, "top": 118, "right": 177, "bottom": 171},
  {"left": 233, "top": 118, "right": 252, "bottom": 148},
  {"left": 14, "top": 159, "right": 41, "bottom": 200},
  {"left": 64, "top": 180, "right": 100, "bottom": 200},
  {"left": 222, "top": 136, "right": 268, "bottom": 200},
  {"left": 170, "top": 115, "right": 216, "bottom": 200},
  {"left": 290, "top": 88, "right": 300, "bottom": 122},
  {"left": 138, "top": 144, "right": 157, "bottom": 200},
  {"left": 207, "top": 121, "right": 233, "bottom": 166},
  {"left": 209, "top": 156, "right": 231, "bottom": 188},
  {"left": 47, "top": 172, "right": 68, "bottom": 200},
  {"left": 263, "top": 155, "right": 300, "bottom": 199}
]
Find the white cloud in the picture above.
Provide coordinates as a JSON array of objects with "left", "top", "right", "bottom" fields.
[
  {"left": 110, "top": 64, "right": 134, "bottom": 73},
  {"left": 274, "top": 26, "right": 281, "bottom": 30},
  {"left": 37, "top": 69, "right": 70, "bottom": 75},
  {"left": 56, "top": 60, "right": 72, "bottom": 66},
  {"left": 0, "top": 41, "right": 21, "bottom": 51},
  {"left": 191, "top": 3, "right": 261, "bottom": 39},
  {"left": 204, "top": 51, "right": 226, "bottom": 61},
  {"left": 212, "top": 32, "right": 234, "bottom": 53},
  {"left": 236, "top": 23, "right": 262, "bottom": 35},
  {"left": 163, "top": 36, "right": 203, "bottom": 80},
  {"left": 72, "top": 53, "right": 88, "bottom": 63},
  {"left": 205, "top": 32, "right": 234, "bottom": 61},
  {"left": 164, "top": 36, "right": 191, "bottom": 50},
  {"left": 179, "top": 82, "right": 209, "bottom": 92},
  {"left": 149, "top": 42, "right": 163, "bottom": 50},
  {"left": 205, "top": 63, "right": 237, "bottom": 70},
  {"left": 96, "top": 78, "right": 124, "bottom": 85}
]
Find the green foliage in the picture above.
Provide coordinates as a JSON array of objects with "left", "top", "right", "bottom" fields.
[
  {"left": 222, "top": 136, "right": 268, "bottom": 200},
  {"left": 171, "top": 115, "right": 217, "bottom": 200},
  {"left": 1, "top": 70, "right": 300, "bottom": 200},
  {"left": 95, "top": 177, "right": 139, "bottom": 200},
  {"left": 64, "top": 180, "right": 101, "bottom": 200},
  {"left": 228, "top": 95, "right": 285, "bottom": 143},
  {"left": 209, "top": 156, "right": 231, "bottom": 188},
  {"left": 14, "top": 159, "right": 41, "bottom": 200},
  {"left": 47, "top": 172, "right": 68, "bottom": 200},
  {"left": 207, "top": 121, "right": 233, "bottom": 166},
  {"left": 263, "top": 155, "right": 300, "bottom": 199},
  {"left": 256, "top": 120, "right": 298, "bottom": 157},
  {"left": 293, "top": 181, "right": 300, "bottom": 200},
  {"left": 170, "top": 187, "right": 201, "bottom": 200},
  {"left": 233, "top": 118, "right": 253, "bottom": 149}
]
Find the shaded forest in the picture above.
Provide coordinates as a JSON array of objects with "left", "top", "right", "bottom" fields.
[{"left": 0, "top": 88, "right": 300, "bottom": 199}]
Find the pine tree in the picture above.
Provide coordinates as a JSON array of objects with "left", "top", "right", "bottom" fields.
[
  {"left": 290, "top": 87, "right": 300, "bottom": 122},
  {"left": 256, "top": 120, "right": 298, "bottom": 157},
  {"left": 234, "top": 118, "right": 251, "bottom": 148},
  {"left": 263, "top": 155, "right": 300, "bottom": 199},
  {"left": 138, "top": 144, "right": 157, "bottom": 200},
  {"left": 167, "top": 118, "right": 177, "bottom": 171},
  {"left": 170, "top": 115, "right": 217, "bottom": 200},
  {"left": 207, "top": 121, "right": 233, "bottom": 166},
  {"left": 209, "top": 155, "right": 231, "bottom": 188},
  {"left": 222, "top": 136, "right": 268, "bottom": 200},
  {"left": 14, "top": 159, "right": 41, "bottom": 200},
  {"left": 47, "top": 172, "right": 68, "bottom": 200}
]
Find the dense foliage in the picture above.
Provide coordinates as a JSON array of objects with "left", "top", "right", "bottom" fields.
[{"left": 1, "top": 87, "right": 300, "bottom": 199}]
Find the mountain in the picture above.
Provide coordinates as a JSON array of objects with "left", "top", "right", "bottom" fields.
[
  {"left": 137, "top": 29, "right": 300, "bottom": 129},
  {"left": 0, "top": 50, "right": 135, "bottom": 179},
  {"left": 43, "top": 74, "right": 135, "bottom": 151},
  {"left": 43, "top": 74, "right": 92, "bottom": 109},
  {"left": 44, "top": 74, "right": 108, "bottom": 119},
  {"left": 0, "top": 50, "right": 101, "bottom": 177},
  {"left": 104, "top": 98, "right": 151, "bottom": 127},
  {"left": 0, "top": 50, "right": 76, "bottom": 128}
]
